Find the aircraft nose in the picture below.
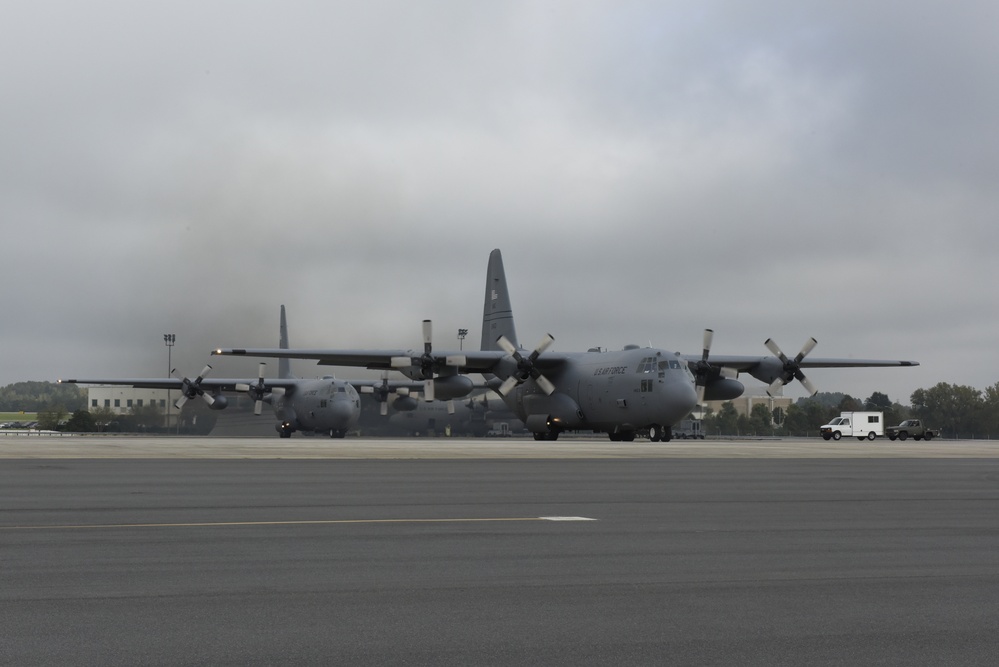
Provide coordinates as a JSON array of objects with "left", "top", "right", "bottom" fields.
[
  {"left": 330, "top": 400, "right": 356, "bottom": 421},
  {"left": 664, "top": 379, "right": 698, "bottom": 422}
]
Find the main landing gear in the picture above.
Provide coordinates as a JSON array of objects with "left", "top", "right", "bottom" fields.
[{"left": 647, "top": 424, "right": 672, "bottom": 442}]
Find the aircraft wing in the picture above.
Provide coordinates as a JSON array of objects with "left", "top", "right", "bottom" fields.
[
  {"left": 59, "top": 378, "right": 303, "bottom": 392},
  {"left": 212, "top": 347, "right": 520, "bottom": 373},
  {"left": 681, "top": 355, "right": 920, "bottom": 371}
]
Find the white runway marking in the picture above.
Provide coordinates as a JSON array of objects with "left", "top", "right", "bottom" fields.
[{"left": 3, "top": 516, "right": 598, "bottom": 530}]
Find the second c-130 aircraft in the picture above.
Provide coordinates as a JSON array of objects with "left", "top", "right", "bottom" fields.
[
  {"left": 215, "top": 249, "right": 919, "bottom": 442},
  {"left": 61, "top": 306, "right": 436, "bottom": 438}
]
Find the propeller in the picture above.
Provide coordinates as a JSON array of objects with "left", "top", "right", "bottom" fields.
[
  {"left": 174, "top": 364, "right": 215, "bottom": 409},
  {"left": 360, "top": 372, "right": 412, "bottom": 416},
  {"left": 691, "top": 328, "right": 715, "bottom": 404},
  {"left": 235, "top": 363, "right": 269, "bottom": 415},
  {"left": 388, "top": 319, "right": 467, "bottom": 402},
  {"left": 764, "top": 337, "right": 819, "bottom": 397},
  {"left": 496, "top": 334, "right": 556, "bottom": 396}
]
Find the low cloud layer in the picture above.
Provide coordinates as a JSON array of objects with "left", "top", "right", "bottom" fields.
[{"left": 3, "top": 2, "right": 996, "bottom": 403}]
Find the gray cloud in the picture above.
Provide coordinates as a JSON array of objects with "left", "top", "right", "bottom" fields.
[{"left": 2, "top": 1, "right": 996, "bottom": 404}]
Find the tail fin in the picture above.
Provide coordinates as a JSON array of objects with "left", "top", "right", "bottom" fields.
[
  {"left": 279, "top": 305, "right": 293, "bottom": 379},
  {"left": 481, "top": 249, "right": 518, "bottom": 351}
]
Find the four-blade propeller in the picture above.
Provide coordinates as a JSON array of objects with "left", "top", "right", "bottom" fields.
[
  {"left": 361, "top": 372, "right": 416, "bottom": 416},
  {"left": 496, "top": 334, "right": 556, "bottom": 396},
  {"left": 764, "top": 337, "right": 819, "bottom": 397},
  {"left": 173, "top": 365, "right": 215, "bottom": 409},
  {"left": 234, "top": 362, "right": 285, "bottom": 415},
  {"left": 692, "top": 328, "right": 715, "bottom": 405},
  {"left": 389, "top": 320, "right": 467, "bottom": 402}
]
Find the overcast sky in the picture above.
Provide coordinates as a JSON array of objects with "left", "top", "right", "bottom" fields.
[{"left": 3, "top": 1, "right": 996, "bottom": 403}]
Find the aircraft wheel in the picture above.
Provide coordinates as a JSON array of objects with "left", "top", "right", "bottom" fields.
[
  {"left": 621, "top": 432, "right": 636, "bottom": 442},
  {"left": 279, "top": 430, "right": 292, "bottom": 439},
  {"left": 832, "top": 431, "right": 841, "bottom": 441},
  {"left": 648, "top": 424, "right": 662, "bottom": 442},
  {"left": 330, "top": 429, "right": 346, "bottom": 439}
]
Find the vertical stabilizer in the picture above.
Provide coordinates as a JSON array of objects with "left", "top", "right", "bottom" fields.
[
  {"left": 481, "top": 249, "right": 518, "bottom": 351},
  {"left": 279, "top": 305, "right": 293, "bottom": 379}
]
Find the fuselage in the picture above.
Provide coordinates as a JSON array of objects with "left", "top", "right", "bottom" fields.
[
  {"left": 278, "top": 378, "right": 360, "bottom": 436},
  {"left": 502, "top": 345, "right": 699, "bottom": 435}
]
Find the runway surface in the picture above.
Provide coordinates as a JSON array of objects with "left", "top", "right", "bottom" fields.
[{"left": 3, "top": 437, "right": 999, "bottom": 665}]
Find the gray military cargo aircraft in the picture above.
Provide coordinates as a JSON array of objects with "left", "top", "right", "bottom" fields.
[
  {"left": 214, "top": 249, "right": 918, "bottom": 442},
  {"left": 62, "top": 306, "right": 431, "bottom": 438}
]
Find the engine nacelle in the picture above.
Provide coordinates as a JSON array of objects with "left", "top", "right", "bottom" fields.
[
  {"left": 743, "top": 357, "right": 782, "bottom": 385},
  {"left": 392, "top": 396, "right": 419, "bottom": 412},
  {"left": 433, "top": 375, "right": 474, "bottom": 400},
  {"left": 524, "top": 393, "right": 584, "bottom": 433},
  {"left": 208, "top": 394, "right": 229, "bottom": 410},
  {"left": 702, "top": 378, "right": 745, "bottom": 401}
]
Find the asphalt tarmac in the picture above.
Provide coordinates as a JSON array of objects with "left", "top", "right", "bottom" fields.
[{"left": 3, "top": 436, "right": 999, "bottom": 665}]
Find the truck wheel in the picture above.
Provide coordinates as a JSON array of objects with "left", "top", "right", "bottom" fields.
[
  {"left": 867, "top": 432, "right": 877, "bottom": 441},
  {"left": 822, "top": 434, "right": 831, "bottom": 441},
  {"left": 898, "top": 431, "right": 908, "bottom": 441},
  {"left": 914, "top": 435, "right": 922, "bottom": 441},
  {"left": 832, "top": 431, "right": 841, "bottom": 441},
  {"left": 924, "top": 432, "right": 934, "bottom": 441}
]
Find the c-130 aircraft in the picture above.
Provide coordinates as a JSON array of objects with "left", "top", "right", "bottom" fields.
[
  {"left": 61, "top": 306, "right": 435, "bottom": 438},
  {"left": 215, "top": 249, "right": 918, "bottom": 442}
]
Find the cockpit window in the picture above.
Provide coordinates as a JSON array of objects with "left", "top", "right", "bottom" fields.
[{"left": 636, "top": 357, "right": 656, "bottom": 373}]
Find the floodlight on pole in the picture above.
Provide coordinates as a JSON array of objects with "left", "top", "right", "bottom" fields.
[{"left": 164, "top": 334, "right": 175, "bottom": 430}]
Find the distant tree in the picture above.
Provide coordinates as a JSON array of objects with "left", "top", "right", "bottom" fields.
[
  {"left": 0, "top": 382, "right": 85, "bottom": 412},
  {"left": 865, "top": 392, "right": 893, "bottom": 411},
  {"left": 746, "top": 403, "right": 773, "bottom": 435},
  {"left": 65, "top": 409, "right": 97, "bottom": 432},
  {"left": 911, "top": 383, "right": 983, "bottom": 438},
  {"left": 784, "top": 399, "right": 835, "bottom": 436},
  {"left": 37, "top": 404, "right": 68, "bottom": 430},
  {"left": 981, "top": 382, "right": 999, "bottom": 439},
  {"left": 838, "top": 395, "right": 862, "bottom": 412},
  {"left": 127, "top": 403, "right": 164, "bottom": 432},
  {"left": 808, "top": 392, "right": 848, "bottom": 409},
  {"left": 709, "top": 402, "right": 739, "bottom": 436},
  {"left": 90, "top": 406, "right": 117, "bottom": 432}
]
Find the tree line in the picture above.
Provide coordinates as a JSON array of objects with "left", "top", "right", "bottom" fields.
[
  {"left": 705, "top": 382, "right": 999, "bottom": 439},
  {"left": 7, "top": 380, "right": 999, "bottom": 439},
  {"left": 1, "top": 381, "right": 86, "bottom": 412}
]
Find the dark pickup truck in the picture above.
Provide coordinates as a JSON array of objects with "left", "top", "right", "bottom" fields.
[{"left": 886, "top": 419, "right": 940, "bottom": 441}]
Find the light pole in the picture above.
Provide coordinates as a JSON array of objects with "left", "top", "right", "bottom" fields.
[
  {"left": 457, "top": 328, "right": 468, "bottom": 351},
  {"left": 164, "top": 334, "right": 175, "bottom": 431}
]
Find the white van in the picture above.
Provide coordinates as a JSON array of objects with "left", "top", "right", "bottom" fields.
[{"left": 820, "top": 411, "right": 884, "bottom": 441}]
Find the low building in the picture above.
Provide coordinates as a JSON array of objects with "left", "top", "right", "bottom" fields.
[
  {"left": 701, "top": 393, "right": 793, "bottom": 420},
  {"left": 86, "top": 386, "right": 177, "bottom": 427}
]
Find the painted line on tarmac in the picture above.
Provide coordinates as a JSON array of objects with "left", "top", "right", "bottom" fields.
[{"left": 2, "top": 516, "right": 597, "bottom": 531}]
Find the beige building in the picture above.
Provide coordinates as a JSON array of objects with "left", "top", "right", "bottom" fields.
[
  {"left": 700, "top": 393, "right": 793, "bottom": 420},
  {"left": 86, "top": 386, "right": 177, "bottom": 427}
]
